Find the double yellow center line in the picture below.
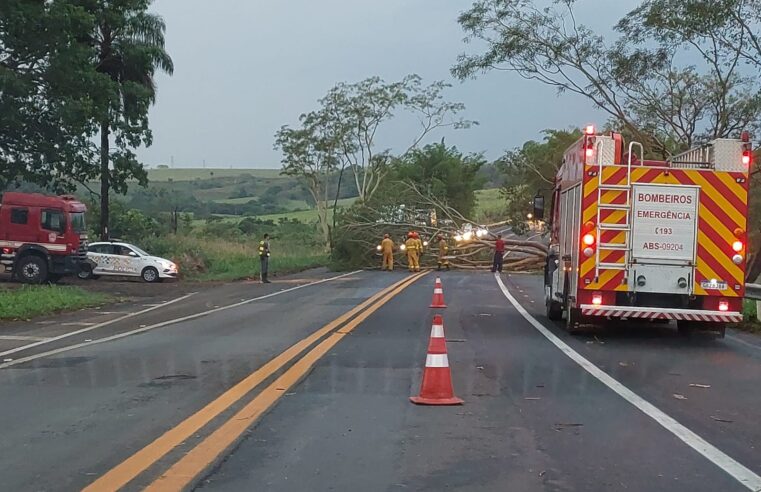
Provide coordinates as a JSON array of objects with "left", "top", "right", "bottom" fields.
[{"left": 85, "top": 271, "right": 427, "bottom": 492}]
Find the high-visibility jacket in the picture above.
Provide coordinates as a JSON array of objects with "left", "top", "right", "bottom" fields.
[
  {"left": 258, "top": 240, "right": 270, "bottom": 257},
  {"left": 405, "top": 238, "right": 418, "bottom": 252}
]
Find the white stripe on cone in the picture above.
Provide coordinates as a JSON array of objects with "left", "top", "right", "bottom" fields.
[
  {"left": 425, "top": 353, "right": 449, "bottom": 368},
  {"left": 430, "top": 324, "right": 445, "bottom": 338},
  {"left": 434, "top": 288, "right": 444, "bottom": 294}
]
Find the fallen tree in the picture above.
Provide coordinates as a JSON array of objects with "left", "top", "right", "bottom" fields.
[{"left": 334, "top": 182, "right": 547, "bottom": 271}]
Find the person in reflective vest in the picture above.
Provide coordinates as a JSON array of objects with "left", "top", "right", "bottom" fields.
[
  {"left": 437, "top": 235, "right": 450, "bottom": 271},
  {"left": 381, "top": 234, "right": 394, "bottom": 271},
  {"left": 405, "top": 232, "right": 419, "bottom": 272},
  {"left": 259, "top": 233, "right": 271, "bottom": 283}
]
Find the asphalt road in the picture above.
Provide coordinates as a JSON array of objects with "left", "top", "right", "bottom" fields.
[{"left": 0, "top": 270, "right": 759, "bottom": 491}]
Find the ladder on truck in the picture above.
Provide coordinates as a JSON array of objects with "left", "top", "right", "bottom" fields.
[{"left": 594, "top": 141, "right": 643, "bottom": 281}]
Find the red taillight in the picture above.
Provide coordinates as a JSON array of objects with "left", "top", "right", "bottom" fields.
[
  {"left": 592, "top": 292, "right": 602, "bottom": 305},
  {"left": 742, "top": 150, "right": 752, "bottom": 167},
  {"left": 1, "top": 248, "right": 11, "bottom": 254},
  {"left": 583, "top": 233, "right": 596, "bottom": 246},
  {"left": 718, "top": 300, "right": 729, "bottom": 312},
  {"left": 732, "top": 240, "right": 743, "bottom": 252},
  {"left": 585, "top": 125, "right": 595, "bottom": 135}
]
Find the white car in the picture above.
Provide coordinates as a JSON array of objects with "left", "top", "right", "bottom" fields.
[{"left": 78, "top": 241, "right": 178, "bottom": 283}]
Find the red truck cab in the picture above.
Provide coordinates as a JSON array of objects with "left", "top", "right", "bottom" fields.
[{"left": 0, "top": 192, "right": 91, "bottom": 283}]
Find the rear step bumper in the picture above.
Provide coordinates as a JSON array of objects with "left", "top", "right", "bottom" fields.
[{"left": 580, "top": 304, "right": 742, "bottom": 323}]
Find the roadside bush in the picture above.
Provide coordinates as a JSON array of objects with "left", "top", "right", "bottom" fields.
[{"left": 141, "top": 234, "right": 327, "bottom": 281}]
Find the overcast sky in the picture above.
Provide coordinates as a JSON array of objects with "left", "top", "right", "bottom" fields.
[{"left": 138, "top": 0, "right": 637, "bottom": 169}]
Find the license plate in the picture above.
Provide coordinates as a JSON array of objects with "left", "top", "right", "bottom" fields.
[{"left": 700, "top": 280, "right": 727, "bottom": 290}]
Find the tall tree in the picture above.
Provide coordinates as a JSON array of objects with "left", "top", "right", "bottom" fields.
[
  {"left": 89, "top": 0, "right": 173, "bottom": 239},
  {"left": 1, "top": 1, "right": 104, "bottom": 190},
  {"left": 319, "top": 75, "right": 475, "bottom": 202},
  {"left": 453, "top": 0, "right": 761, "bottom": 157},
  {"left": 275, "top": 109, "right": 339, "bottom": 246}
]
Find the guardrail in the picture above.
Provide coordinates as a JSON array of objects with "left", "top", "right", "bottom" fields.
[{"left": 746, "top": 283, "right": 761, "bottom": 300}]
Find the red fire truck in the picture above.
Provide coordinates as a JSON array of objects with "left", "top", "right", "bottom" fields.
[
  {"left": 543, "top": 126, "right": 751, "bottom": 336},
  {"left": 0, "top": 192, "right": 91, "bottom": 284}
]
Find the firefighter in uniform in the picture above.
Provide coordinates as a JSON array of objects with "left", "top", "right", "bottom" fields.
[
  {"left": 414, "top": 232, "right": 424, "bottom": 270},
  {"left": 405, "top": 232, "right": 419, "bottom": 272},
  {"left": 437, "top": 235, "right": 450, "bottom": 271},
  {"left": 380, "top": 234, "right": 394, "bottom": 271},
  {"left": 258, "top": 233, "right": 271, "bottom": 283}
]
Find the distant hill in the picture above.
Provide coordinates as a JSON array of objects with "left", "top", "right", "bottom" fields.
[{"left": 146, "top": 168, "right": 283, "bottom": 181}]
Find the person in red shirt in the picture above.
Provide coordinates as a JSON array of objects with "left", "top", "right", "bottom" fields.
[{"left": 492, "top": 233, "right": 506, "bottom": 273}]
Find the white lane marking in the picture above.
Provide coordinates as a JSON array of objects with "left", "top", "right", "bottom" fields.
[
  {"left": 0, "top": 293, "right": 197, "bottom": 358},
  {"left": 494, "top": 274, "right": 761, "bottom": 492},
  {"left": 727, "top": 334, "right": 761, "bottom": 352},
  {"left": 61, "top": 322, "right": 96, "bottom": 327},
  {"left": 0, "top": 271, "right": 362, "bottom": 369},
  {"left": 0, "top": 335, "right": 50, "bottom": 342}
]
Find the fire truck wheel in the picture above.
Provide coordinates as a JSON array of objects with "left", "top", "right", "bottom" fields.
[
  {"left": 546, "top": 296, "right": 563, "bottom": 321},
  {"left": 16, "top": 255, "right": 48, "bottom": 284},
  {"left": 715, "top": 324, "right": 726, "bottom": 339},
  {"left": 141, "top": 267, "right": 160, "bottom": 283}
]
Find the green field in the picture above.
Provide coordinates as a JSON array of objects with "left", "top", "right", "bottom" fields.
[
  {"left": 475, "top": 188, "right": 505, "bottom": 220},
  {"left": 146, "top": 168, "right": 283, "bottom": 182},
  {"left": 257, "top": 197, "right": 356, "bottom": 222}
]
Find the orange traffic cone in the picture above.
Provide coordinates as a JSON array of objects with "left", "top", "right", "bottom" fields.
[
  {"left": 426, "top": 314, "right": 447, "bottom": 354},
  {"left": 410, "top": 315, "right": 463, "bottom": 406},
  {"left": 429, "top": 277, "right": 447, "bottom": 308}
]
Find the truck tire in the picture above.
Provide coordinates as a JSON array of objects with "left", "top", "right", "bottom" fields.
[
  {"left": 546, "top": 293, "right": 563, "bottom": 321},
  {"left": 141, "top": 267, "right": 159, "bottom": 283},
  {"left": 16, "top": 255, "right": 48, "bottom": 284}
]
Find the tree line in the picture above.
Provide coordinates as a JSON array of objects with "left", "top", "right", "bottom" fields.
[
  {"left": 453, "top": 0, "right": 761, "bottom": 279},
  {"left": 1, "top": 0, "right": 172, "bottom": 239}
]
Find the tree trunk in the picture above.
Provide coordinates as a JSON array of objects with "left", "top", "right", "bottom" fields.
[
  {"left": 330, "top": 164, "right": 346, "bottom": 251},
  {"left": 99, "top": 121, "right": 110, "bottom": 240}
]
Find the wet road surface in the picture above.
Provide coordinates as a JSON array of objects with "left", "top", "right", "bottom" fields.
[{"left": 0, "top": 270, "right": 759, "bottom": 491}]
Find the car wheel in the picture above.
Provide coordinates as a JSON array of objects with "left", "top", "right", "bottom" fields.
[
  {"left": 17, "top": 255, "right": 48, "bottom": 284},
  {"left": 77, "top": 268, "right": 93, "bottom": 280},
  {"left": 141, "top": 266, "right": 159, "bottom": 283}
]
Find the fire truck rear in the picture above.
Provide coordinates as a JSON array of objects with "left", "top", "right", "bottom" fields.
[
  {"left": 0, "top": 192, "right": 91, "bottom": 284},
  {"left": 544, "top": 126, "right": 751, "bottom": 336}
]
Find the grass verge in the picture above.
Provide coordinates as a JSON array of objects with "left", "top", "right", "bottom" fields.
[
  {"left": 0, "top": 285, "right": 111, "bottom": 321},
  {"left": 735, "top": 298, "right": 761, "bottom": 333},
  {"left": 143, "top": 235, "right": 328, "bottom": 282}
]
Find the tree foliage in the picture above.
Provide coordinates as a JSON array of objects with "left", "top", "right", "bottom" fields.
[
  {"left": 453, "top": 0, "right": 761, "bottom": 157},
  {"left": 499, "top": 128, "right": 581, "bottom": 231},
  {"left": 275, "top": 110, "right": 339, "bottom": 246},
  {"left": 0, "top": 1, "right": 105, "bottom": 190},
  {"left": 395, "top": 142, "right": 485, "bottom": 218}
]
